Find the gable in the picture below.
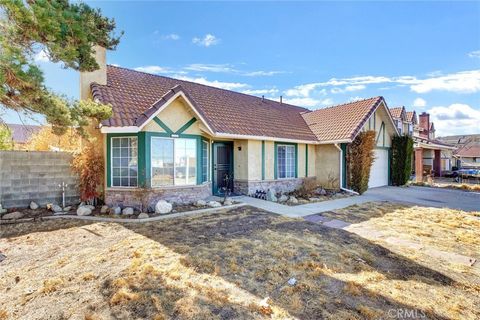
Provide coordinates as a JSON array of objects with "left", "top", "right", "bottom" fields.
[
  {"left": 361, "top": 101, "right": 397, "bottom": 147},
  {"left": 142, "top": 96, "right": 206, "bottom": 136}
]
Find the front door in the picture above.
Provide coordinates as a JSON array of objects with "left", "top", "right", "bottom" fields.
[{"left": 213, "top": 142, "right": 233, "bottom": 195}]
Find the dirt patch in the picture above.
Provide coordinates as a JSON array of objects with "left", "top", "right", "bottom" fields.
[{"left": 1, "top": 206, "right": 479, "bottom": 319}]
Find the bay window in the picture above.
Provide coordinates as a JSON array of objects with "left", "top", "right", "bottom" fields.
[
  {"left": 111, "top": 137, "right": 138, "bottom": 187},
  {"left": 276, "top": 144, "right": 296, "bottom": 179},
  {"left": 151, "top": 137, "right": 197, "bottom": 186}
]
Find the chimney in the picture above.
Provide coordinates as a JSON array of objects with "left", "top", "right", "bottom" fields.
[
  {"left": 418, "top": 112, "right": 430, "bottom": 139},
  {"left": 80, "top": 45, "right": 107, "bottom": 100},
  {"left": 280, "top": 95, "right": 283, "bottom": 104}
]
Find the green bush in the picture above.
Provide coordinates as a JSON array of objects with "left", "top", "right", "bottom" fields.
[
  {"left": 347, "top": 131, "right": 376, "bottom": 194},
  {"left": 391, "top": 135, "right": 414, "bottom": 186}
]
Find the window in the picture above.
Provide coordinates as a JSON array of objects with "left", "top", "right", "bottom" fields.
[
  {"left": 408, "top": 123, "right": 413, "bottom": 135},
  {"left": 277, "top": 144, "right": 296, "bottom": 179},
  {"left": 151, "top": 137, "right": 197, "bottom": 186},
  {"left": 111, "top": 137, "right": 138, "bottom": 187},
  {"left": 202, "top": 140, "right": 209, "bottom": 183}
]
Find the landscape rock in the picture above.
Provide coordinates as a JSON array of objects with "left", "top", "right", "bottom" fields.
[
  {"left": 278, "top": 195, "right": 289, "bottom": 203},
  {"left": 82, "top": 205, "right": 95, "bottom": 210},
  {"left": 100, "top": 205, "right": 109, "bottom": 214},
  {"left": 51, "top": 205, "right": 63, "bottom": 213},
  {"left": 109, "top": 206, "right": 121, "bottom": 215},
  {"left": 76, "top": 206, "right": 92, "bottom": 216},
  {"left": 63, "top": 206, "right": 72, "bottom": 212},
  {"left": 207, "top": 201, "right": 222, "bottom": 208},
  {"left": 266, "top": 189, "right": 277, "bottom": 202},
  {"left": 309, "top": 197, "right": 320, "bottom": 202},
  {"left": 315, "top": 187, "right": 327, "bottom": 196},
  {"left": 195, "top": 200, "right": 207, "bottom": 207},
  {"left": 138, "top": 213, "right": 149, "bottom": 219},
  {"left": 122, "top": 207, "right": 134, "bottom": 215},
  {"left": 288, "top": 196, "right": 299, "bottom": 204},
  {"left": 29, "top": 201, "right": 39, "bottom": 210},
  {"left": 223, "top": 199, "right": 233, "bottom": 206},
  {"left": 155, "top": 200, "right": 173, "bottom": 214},
  {"left": 1, "top": 211, "right": 24, "bottom": 220}
]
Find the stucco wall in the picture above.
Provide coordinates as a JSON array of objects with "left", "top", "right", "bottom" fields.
[
  {"left": 265, "top": 141, "right": 275, "bottom": 179},
  {"left": 361, "top": 104, "right": 394, "bottom": 148},
  {"left": 247, "top": 140, "right": 262, "bottom": 180},
  {"left": 233, "top": 140, "right": 248, "bottom": 180},
  {"left": 315, "top": 144, "right": 340, "bottom": 189}
]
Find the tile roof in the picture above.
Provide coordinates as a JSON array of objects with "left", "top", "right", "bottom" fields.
[
  {"left": 5, "top": 124, "right": 42, "bottom": 144},
  {"left": 406, "top": 111, "right": 416, "bottom": 123},
  {"left": 92, "top": 66, "right": 318, "bottom": 142},
  {"left": 455, "top": 142, "right": 480, "bottom": 157},
  {"left": 301, "top": 97, "right": 385, "bottom": 143},
  {"left": 389, "top": 107, "right": 403, "bottom": 119}
]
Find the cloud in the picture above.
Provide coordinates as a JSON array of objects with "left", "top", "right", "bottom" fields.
[
  {"left": 283, "top": 97, "right": 332, "bottom": 108},
  {"left": 192, "top": 34, "right": 219, "bottom": 47},
  {"left": 162, "top": 33, "right": 180, "bottom": 40},
  {"left": 134, "top": 65, "right": 177, "bottom": 74},
  {"left": 184, "top": 63, "right": 283, "bottom": 77},
  {"left": 243, "top": 70, "right": 284, "bottom": 77},
  {"left": 429, "top": 103, "right": 480, "bottom": 135},
  {"left": 349, "top": 96, "right": 364, "bottom": 102},
  {"left": 468, "top": 50, "right": 480, "bottom": 58},
  {"left": 34, "top": 49, "right": 49, "bottom": 63},
  {"left": 241, "top": 88, "right": 279, "bottom": 96},
  {"left": 287, "top": 70, "right": 480, "bottom": 95},
  {"left": 413, "top": 98, "right": 427, "bottom": 108},
  {"left": 175, "top": 75, "right": 248, "bottom": 90},
  {"left": 330, "top": 85, "right": 366, "bottom": 94}
]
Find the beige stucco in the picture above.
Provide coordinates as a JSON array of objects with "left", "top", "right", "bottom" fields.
[
  {"left": 141, "top": 97, "right": 203, "bottom": 135},
  {"left": 233, "top": 140, "right": 249, "bottom": 180},
  {"left": 361, "top": 103, "right": 395, "bottom": 148},
  {"left": 315, "top": 144, "right": 341, "bottom": 189},
  {"left": 80, "top": 46, "right": 107, "bottom": 100},
  {"left": 265, "top": 141, "right": 275, "bottom": 180},
  {"left": 307, "top": 144, "right": 316, "bottom": 177}
]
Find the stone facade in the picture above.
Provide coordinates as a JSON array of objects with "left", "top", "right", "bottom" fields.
[
  {"left": 0, "top": 151, "right": 79, "bottom": 208},
  {"left": 105, "top": 183, "right": 212, "bottom": 211},
  {"left": 234, "top": 177, "right": 316, "bottom": 195}
]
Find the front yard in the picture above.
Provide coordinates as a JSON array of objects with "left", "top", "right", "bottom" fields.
[{"left": 1, "top": 204, "right": 479, "bottom": 319}]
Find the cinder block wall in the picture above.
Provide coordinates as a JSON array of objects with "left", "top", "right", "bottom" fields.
[{"left": 0, "top": 151, "right": 79, "bottom": 208}]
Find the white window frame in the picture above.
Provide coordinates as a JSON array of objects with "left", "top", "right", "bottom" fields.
[
  {"left": 276, "top": 144, "right": 296, "bottom": 179},
  {"left": 151, "top": 137, "right": 197, "bottom": 187},
  {"left": 201, "top": 139, "right": 209, "bottom": 183},
  {"left": 110, "top": 136, "right": 138, "bottom": 188}
]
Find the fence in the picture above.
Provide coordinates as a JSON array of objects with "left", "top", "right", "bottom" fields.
[{"left": 0, "top": 151, "right": 79, "bottom": 208}]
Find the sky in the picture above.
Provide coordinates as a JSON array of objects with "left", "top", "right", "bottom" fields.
[{"left": 3, "top": 1, "right": 480, "bottom": 136}]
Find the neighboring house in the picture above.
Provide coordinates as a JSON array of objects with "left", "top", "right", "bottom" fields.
[
  {"left": 5, "top": 123, "right": 42, "bottom": 150},
  {"left": 80, "top": 47, "right": 398, "bottom": 209},
  {"left": 453, "top": 142, "right": 480, "bottom": 167},
  {"left": 389, "top": 106, "right": 409, "bottom": 135}
]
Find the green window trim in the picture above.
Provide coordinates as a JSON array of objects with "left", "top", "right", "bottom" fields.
[
  {"left": 106, "top": 133, "right": 142, "bottom": 188},
  {"left": 274, "top": 142, "right": 298, "bottom": 179}
]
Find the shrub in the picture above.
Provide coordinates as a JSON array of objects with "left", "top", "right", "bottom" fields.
[
  {"left": 347, "top": 131, "right": 376, "bottom": 194},
  {"left": 25, "top": 126, "right": 83, "bottom": 152},
  {"left": 391, "top": 135, "right": 414, "bottom": 186},
  {"left": 72, "top": 142, "right": 104, "bottom": 203},
  {"left": 0, "top": 124, "right": 13, "bottom": 150}
]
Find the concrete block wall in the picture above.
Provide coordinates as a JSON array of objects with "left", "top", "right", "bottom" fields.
[{"left": 0, "top": 151, "right": 79, "bottom": 208}]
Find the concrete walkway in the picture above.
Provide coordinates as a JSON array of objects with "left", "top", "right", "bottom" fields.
[{"left": 238, "top": 186, "right": 480, "bottom": 217}]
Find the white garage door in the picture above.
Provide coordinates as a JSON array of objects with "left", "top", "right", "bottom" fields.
[{"left": 369, "top": 149, "right": 389, "bottom": 188}]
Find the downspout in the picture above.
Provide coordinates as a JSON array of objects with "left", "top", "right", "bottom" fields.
[{"left": 334, "top": 143, "right": 359, "bottom": 195}]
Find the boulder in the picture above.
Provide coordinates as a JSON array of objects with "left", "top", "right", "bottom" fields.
[
  {"left": 2, "top": 211, "right": 24, "bottom": 220},
  {"left": 207, "top": 201, "right": 222, "bottom": 208},
  {"left": 223, "top": 199, "right": 233, "bottom": 206},
  {"left": 155, "top": 200, "right": 172, "bottom": 214},
  {"left": 29, "top": 201, "right": 39, "bottom": 210},
  {"left": 122, "top": 207, "right": 134, "bottom": 215},
  {"left": 100, "top": 205, "right": 109, "bottom": 214},
  {"left": 51, "top": 205, "right": 63, "bottom": 213},
  {"left": 76, "top": 206, "right": 92, "bottom": 216},
  {"left": 82, "top": 205, "right": 95, "bottom": 210},
  {"left": 288, "top": 196, "right": 298, "bottom": 204},
  {"left": 278, "top": 195, "right": 289, "bottom": 203},
  {"left": 109, "top": 206, "right": 121, "bottom": 215},
  {"left": 63, "top": 206, "right": 72, "bottom": 212},
  {"left": 266, "top": 189, "right": 278, "bottom": 202},
  {"left": 195, "top": 199, "right": 207, "bottom": 207},
  {"left": 138, "top": 213, "right": 149, "bottom": 219},
  {"left": 315, "top": 187, "right": 327, "bottom": 196}
]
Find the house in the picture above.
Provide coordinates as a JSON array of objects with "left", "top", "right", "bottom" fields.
[
  {"left": 81, "top": 47, "right": 398, "bottom": 209},
  {"left": 5, "top": 123, "right": 42, "bottom": 150},
  {"left": 453, "top": 142, "right": 480, "bottom": 167}
]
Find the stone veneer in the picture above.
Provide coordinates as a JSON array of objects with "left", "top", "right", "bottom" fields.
[
  {"left": 234, "top": 177, "right": 316, "bottom": 195},
  {"left": 105, "top": 183, "right": 212, "bottom": 211}
]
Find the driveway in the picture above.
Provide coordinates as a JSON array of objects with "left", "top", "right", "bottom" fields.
[{"left": 364, "top": 186, "right": 480, "bottom": 212}]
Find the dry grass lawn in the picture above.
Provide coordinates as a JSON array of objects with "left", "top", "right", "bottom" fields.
[{"left": 1, "top": 205, "right": 479, "bottom": 319}]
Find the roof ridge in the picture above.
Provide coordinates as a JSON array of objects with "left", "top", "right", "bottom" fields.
[
  {"left": 306, "top": 96, "right": 382, "bottom": 114},
  {"left": 106, "top": 64, "right": 309, "bottom": 111}
]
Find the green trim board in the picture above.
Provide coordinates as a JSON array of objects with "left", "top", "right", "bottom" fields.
[
  {"left": 261, "top": 140, "right": 265, "bottom": 180},
  {"left": 305, "top": 144, "right": 308, "bottom": 177},
  {"left": 274, "top": 142, "right": 298, "bottom": 179},
  {"left": 340, "top": 143, "right": 347, "bottom": 188},
  {"left": 375, "top": 121, "right": 385, "bottom": 145},
  {"left": 175, "top": 117, "right": 197, "bottom": 135},
  {"left": 153, "top": 118, "right": 173, "bottom": 134}
]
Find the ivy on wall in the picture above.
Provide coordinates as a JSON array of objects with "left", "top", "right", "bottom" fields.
[
  {"left": 347, "top": 131, "right": 376, "bottom": 194},
  {"left": 391, "top": 135, "right": 414, "bottom": 186}
]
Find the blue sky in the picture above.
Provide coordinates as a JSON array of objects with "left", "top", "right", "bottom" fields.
[{"left": 4, "top": 1, "right": 480, "bottom": 136}]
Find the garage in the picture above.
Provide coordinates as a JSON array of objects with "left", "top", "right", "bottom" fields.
[{"left": 369, "top": 149, "right": 389, "bottom": 188}]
